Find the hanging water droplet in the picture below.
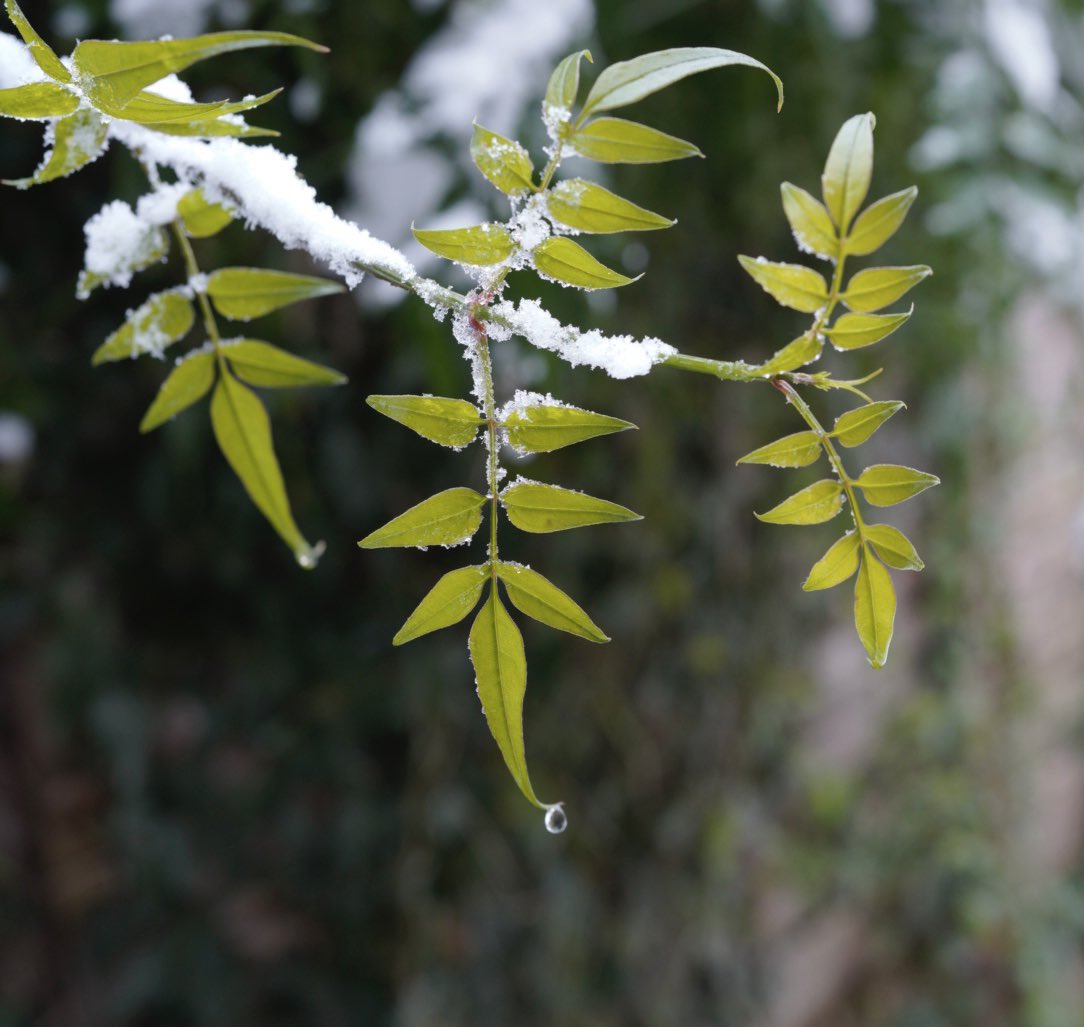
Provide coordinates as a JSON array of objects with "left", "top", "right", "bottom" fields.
[{"left": 544, "top": 804, "right": 567, "bottom": 834}]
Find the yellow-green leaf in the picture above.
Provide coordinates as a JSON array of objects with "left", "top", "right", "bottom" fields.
[
  {"left": 855, "top": 551, "right": 895, "bottom": 668},
  {"left": 497, "top": 562, "right": 608, "bottom": 642},
  {"left": 865, "top": 524, "right": 924, "bottom": 571},
  {"left": 755, "top": 334, "right": 823, "bottom": 375},
  {"left": 841, "top": 266, "right": 931, "bottom": 313},
  {"left": 206, "top": 268, "right": 344, "bottom": 321},
  {"left": 755, "top": 480, "right": 844, "bottom": 525},
  {"left": 501, "top": 481, "right": 640, "bottom": 533},
  {"left": 139, "top": 350, "right": 215, "bottom": 432},
  {"left": 533, "top": 236, "right": 639, "bottom": 290},
  {"left": 737, "top": 431, "right": 821, "bottom": 468},
  {"left": 4, "top": 107, "right": 108, "bottom": 189},
  {"left": 0, "top": 82, "right": 78, "bottom": 120},
  {"left": 177, "top": 188, "right": 234, "bottom": 238},
  {"left": 503, "top": 403, "right": 634, "bottom": 453},
  {"left": 803, "top": 531, "right": 860, "bottom": 591},
  {"left": 569, "top": 117, "right": 702, "bottom": 164},
  {"left": 852, "top": 464, "right": 939, "bottom": 507},
  {"left": 822, "top": 112, "right": 874, "bottom": 232},
  {"left": 140, "top": 117, "right": 277, "bottom": 139},
  {"left": 827, "top": 308, "right": 911, "bottom": 350},
  {"left": 845, "top": 186, "right": 917, "bottom": 257},
  {"left": 393, "top": 565, "right": 488, "bottom": 645},
  {"left": 412, "top": 223, "right": 514, "bottom": 266},
  {"left": 830, "top": 401, "right": 905, "bottom": 447},
  {"left": 5, "top": 0, "right": 71, "bottom": 82},
  {"left": 223, "top": 340, "right": 345, "bottom": 388},
  {"left": 470, "top": 122, "right": 534, "bottom": 197},
  {"left": 545, "top": 49, "right": 592, "bottom": 113},
  {"left": 738, "top": 256, "right": 828, "bottom": 313},
  {"left": 367, "top": 395, "right": 481, "bottom": 449},
  {"left": 109, "top": 88, "right": 280, "bottom": 126},
  {"left": 780, "top": 182, "right": 838, "bottom": 260},
  {"left": 358, "top": 487, "right": 486, "bottom": 549},
  {"left": 546, "top": 178, "right": 673, "bottom": 234},
  {"left": 92, "top": 291, "right": 195, "bottom": 365},
  {"left": 469, "top": 589, "right": 547, "bottom": 808}
]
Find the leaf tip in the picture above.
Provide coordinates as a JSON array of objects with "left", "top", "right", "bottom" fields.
[{"left": 295, "top": 539, "right": 325, "bottom": 570}]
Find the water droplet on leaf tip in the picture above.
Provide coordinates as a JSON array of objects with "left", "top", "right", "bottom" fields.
[{"left": 544, "top": 804, "right": 567, "bottom": 834}]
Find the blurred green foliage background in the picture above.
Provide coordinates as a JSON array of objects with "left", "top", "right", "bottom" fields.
[{"left": 4, "top": 0, "right": 1084, "bottom": 1024}]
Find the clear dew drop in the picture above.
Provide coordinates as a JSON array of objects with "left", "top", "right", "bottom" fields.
[{"left": 544, "top": 804, "right": 567, "bottom": 834}]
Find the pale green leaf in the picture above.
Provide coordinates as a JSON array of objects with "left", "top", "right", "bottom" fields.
[
  {"left": 223, "top": 340, "right": 346, "bottom": 388},
  {"left": 177, "top": 188, "right": 234, "bottom": 238},
  {"left": 755, "top": 480, "right": 844, "bottom": 525},
  {"left": 393, "top": 565, "right": 488, "bottom": 645},
  {"left": 109, "top": 88, "right": 279, "bottom": 126},
  {"left": 827, "top": 308, "right": 911, "bottom": 350},
  {"left": 503, "top": 403, "right": 634, "bottom": 453},
  {"left": 737, "top": 431, "right": 821, "bottom": 468},
  {"left": 412, "top": 223, "right": 514, "bottom": 266},
  {"left": 738, "top": 256, "right": 828, "bottom": 313},
  {"left": 206, "top": 267, "right": 344, "bottom": 321},
  {"left": 865, "top": 523, "right": 924, "bottom": 571},
  {"left": 546, "top": 178, "right": 673, "bottom": 234},
  {"left": 367, "top": 395, "right": 481, "bottom": 449},
  {"left": 830, "top": 401, "right": 905, "bottom": 447},
  {"left": 845, "top": 186, "right": 917, "bottom": 257},
  {"left": 139, "top": 350, "right": 215, "bottom": 432},
  {"left": 358, "top": 487, "right": 487, "bottom": 549},
  {"left": 5, "top": 0, "right": 71, "bottom": 82},
  {"left": 569, "top": 117, "right": 702, "bottom": 164},
  {"left": 803, "top": 531, "right": 860, "bottom": 591},
  {"left": 92, "top": 291, "right": 195, "bottom": 365},
  {"left": 853, "top": 464, "right": 939, "bottom": 507},
  {"left": 210, "top": 371, "right": 320, "bottom": 565},
  {"left": 780, "top": 182, "right": 838, "bottom": 261},
  {"left": 497, "top": 562, "right": 608, "bottom": 642},
  {"left": 4, "top": 107, "right": 108, "bottom": 189},
  {"left": 841, "top": 265, "right": 931, "bottom": 313},
  {"left": 533, "top": 236, "right": 639, "bottom": 289},
  {"left": 501, "top": 481, "right": 640, "bottom": 533},
  {"left": 139, "top": 117, "right": 277, "bottom": 139},
  {"left": 579, "top": 47, "right": 783, "bottom": 119},
  {"left": 822, "top": 112, "right": 874, "bottom": 232},
  {"left": 470, "top": 122, "right": 534, "bottom": 197},
  {"left": 78, "top": 217, "right": 169, "bottom": 298},
  {"left": 755, "top": 334, "right": 823, "bottom": 375},
  {"left": 545, "top": 49, "right": 592, "bottom": 113},
  {"left": 0, "top": 82, "right": 78, "bottom": 120},
  {"left": 469, "top": 590, "right": 547, "bottom": 808},
  {"left": 855, "top": 550, "right": 895, "bottom": 668}
]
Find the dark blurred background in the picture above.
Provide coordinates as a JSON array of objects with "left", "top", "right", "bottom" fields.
[{"left": 3, "top": 0, "right": 1084, "bottom": 1024}]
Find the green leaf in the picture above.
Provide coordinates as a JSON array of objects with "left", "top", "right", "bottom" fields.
[
  {"left": 139, "top": 350, "right": 215, "bottom": 432},
  {"left": 756, "top": 334, "right": 823, "bottom": 375},
  {"left": 803, "top": 531, "right": 860, "bottom": 591},
  {"left": 822, "top": 112, "right": 874, "bottom": 233},
  {"left": 852, "top": 464, "right": 939, "bottom": 507},
  {"left": 738, "top": 256, "right": 828, "bottom": 313},
  {"left": 367, "top": 395, "right": 481, "bottom": 449},
  {"left": 358, "top": 487, "right": 487, "bottom": 549},
  {"left": 780, "top": 182, "right": 838, "bottom": 261},
  {"left": 470, "top": 122, "right": 534, "bottom": 197},
  {"left": 5, "top": 0, "right": 71, "bottom": 82},
  {"left": 137, "top": 117, "right": 277, "bottom": 139},
  {"left": 845, "top": 186, "right": 917, "bottom": 257},
  {"left": 546, "top": 178, "right": 673, "bottom": 234},
  {"left": 579, "top": 47, "right": 783, "bottom": 120},
  {"left": 92, "top": 291, "right": 195, "bottom": 365},
  {"left": 78, "top": 217, "right": 169, "bottom": 298},
  {"left": 830, "top": 401, "right": 905, "bottom": 447},
  {"left": 737, "top": 431, "right": 821, "bottom": 468},
  {"left": 412, "top": 223, "right": 514, "bottom": 266},
  {"left": 223, "top": 340, "right": 346, "bottom": 388},
  {"left": 497, "top": 562, "right": 608, "bottom": 643},
  {"left": 501, "top": 481, "right": 641, "bottom": 533},
  {"left": 855, "top": 551, "right": 895, "bottom": 668},
  {"left": 110, "top": 88, "right": 280, "bottom": 126},
  {"left": 210, "top": 371, "right": 320, "bottom": 566},
  {"left": 545, "top": 49, "right": 592, "bottom": 113},
  {"left": 826, "top": 308, "right": 911, "bottom": 350},
  {"left": 0, "top": 82, "right": 78, "bottom": 120},
  {"left": 73, "top": 31, "right": 327, "bottom": 110},
  {"left": 755, "top": 480, "right": 844, "bottom": 525},
  {"left": 392, "top": 565, "right": 488, "bottom": 645},
  {"left": 841, "top": 266, "right": 931, "bottom": 313},
  {"left": 533, "top": 236, "right": 639, "bottom": 289},
  {"left": 4, "top": 107, "right": 108, "bottom": 189},
  {"left": 503, "top": 403, "right": 634, "bottom": 453},
  {"left": 206, "top": 268, "right": 344, "bottom": 321},
  {"left": 865, "top": 524, "right": 924, "bottom": 571},
  {"left": 569, "top": 117, "right": 702, "bottom": 164},
  {"left": 469, "top": 589, "right": 547, "bottom": 808},
  {"left": 177, "top": 188, "right": 234, "bottom": 238}
]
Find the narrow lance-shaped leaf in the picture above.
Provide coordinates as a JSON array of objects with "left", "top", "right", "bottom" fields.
[
  {"left": 545, "top": 49, "right": 592, "bottom": 114},
  {"left": 136, "top": 114, "right": 277, "bottom": 139},
  {"left": 855, "top": 550, "right": 896, "bottom": 668},
  {"left": 546, "top": 179, "right": 673, "bottom": 234},
  {"left": 177, "top": 188, "right": 234, "bottom": 238},
  {"left": 223, "top": 340, "right": 346, "bottom": 389},
  {"left": 501, "top": 481, "right": 640, "bottom": 533},
  {"left": 845, "top": 186, "right": 917, "bottom": 257},
  {"left": 737, "top": 431, "right": 821, "bottom": 468},
  {"left": 755, "top": 334, "right": 823, "bottom": 375},
  {"left": 0, "top": 82, "right": 78, "bottom": 120},
  {"left": 738, "top": 256, "right": 828, "bottom": 313},
  {"left": 4, "top": 108, "right": 108, "bottom": 189},
  {"left": 93, "top": 291, "right": 195, "bottom": 365},
  {"left": 533, "top": 237, "right": 640, "bottom": 290},
  {"left": 755, "top": 480, "right": 844, "bottom": 525},
  {"left": 803, "top": 531, "right": 861, "bottom": 591},
  {"left": 841, "top": 266, "right": 931, "bottom": 313},
  {"left": 358, "top": 488, "right": 487, "bottom": 549},
  {"left": 497, "top": 562, "right": 608, "bottom": 642},
  {"left": 569, "top": 117, "right": 702, "bottom": 164},
  {"left": 139, "top": 350, "right": 215, "bottom": 432},
  {"left": 827, "top": 308, "right": 911, "bottom": 350},
  {"left": 206, "top": 268, "right": 344, "bottom": 321},
  {"left": 852, "top": 464, "right": 939, "bottom": 507},
  {"left": 469, "top": 589, "right": 549, "bottom": 808},
  {"left": 470, "top": 122, "right": 534, "bottom": 197},
  {"left": 780, "top": 182, "right": 838, "bottom": 261},
  {"left": 412, "top": 224, "right": 514, "bottom": 266},
  {"left": 865, "top": 524, "right": 924, "bottom": 571},
  {"left": 503, "top": 404, "right": 634, "bottom": 454},
  {"left": 367, "top": 395, "right": 481, "bottom": 449},
  {"left": 830, "top": 401, "right": 904, "bottom": 447},
  {"left": 4, "top": 0, "right": 72, "bottom": 82},
  {"left": 393, "top": 565, "right": 489, "bottom": 645},
  {"left": 822, "top": 112, "right": 875, "bottom": 233},
  {"left": 112, "top": 88, "right": 280, "bottom": 127}
]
